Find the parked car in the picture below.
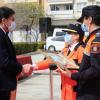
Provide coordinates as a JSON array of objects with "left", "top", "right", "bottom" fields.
[
  {"left": 46, "top": 36, "right": 65, "bottom": 51},
  {"left": 45, "top": 28, "right": 67, "bottom": 51}
]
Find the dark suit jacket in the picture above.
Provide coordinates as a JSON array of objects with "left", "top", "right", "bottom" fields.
[{"left": 0, "top": 28, "right": 22, "bottom": 91}]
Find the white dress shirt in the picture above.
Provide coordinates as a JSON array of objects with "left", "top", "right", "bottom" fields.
[{"left": 69, "top": 42, "right": 79, "bottom": 52}]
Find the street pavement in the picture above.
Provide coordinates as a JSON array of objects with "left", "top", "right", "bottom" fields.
[{"left": 16, "top": 54, "right": 61, "bottom": 100}]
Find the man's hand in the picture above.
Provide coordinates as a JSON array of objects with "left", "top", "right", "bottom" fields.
[
  {"left": 22, "top": 64, "right": 33, "bottom": 76},
  {"left": 65, "top": 69, "right": 72, "bottom": 78},
  {"left": 32, "top": 63, "right": 38, "bottom": 70}
]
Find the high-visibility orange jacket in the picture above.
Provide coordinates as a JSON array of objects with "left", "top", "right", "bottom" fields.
[
  {"left": 83, "top": 36, "right": 87, "bottom": 42},
  {"left": 60, "top": 44, "right": 84, "bottom": 100},
  {"left": 36, "top": 43, "right": 84, "bottom": 100}
]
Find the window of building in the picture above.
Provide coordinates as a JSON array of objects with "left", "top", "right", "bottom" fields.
[
  {"left": 65, "top": 4, "right": 73, "bottom": 10},
  {"left": 51, "top": 5, "right": 56, "bottom": 11},
  {"left": 50, "top": 3, "right": 73, "bottom": 11},
  {"left": 56, "top": 6, "right": 60, "bottom": 11},
  {"left": 50, "top": 5, "right": 60, "bottom": 11}
]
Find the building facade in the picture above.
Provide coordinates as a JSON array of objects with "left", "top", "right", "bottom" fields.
[
  {"left": 42, "top": 0, "right": 100, "bottom": 25},
  {"left": 1, "top": 0, "right": 100, "bottom": 26},
  {"left": 4, "top": 0, "right": 38, "bottom": 3}
]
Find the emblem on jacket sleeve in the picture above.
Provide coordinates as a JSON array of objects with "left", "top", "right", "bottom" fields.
[{"left": 91, "top": 43, "right": 100, "bottom": 53}]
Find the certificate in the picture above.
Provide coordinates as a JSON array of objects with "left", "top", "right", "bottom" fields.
[{"left": 38, "top": 50, "right": 79, "bottom": 70}]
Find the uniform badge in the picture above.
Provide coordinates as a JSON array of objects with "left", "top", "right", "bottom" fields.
[{"left": 91, "top": 43, "right": 100, "bottom": 53}]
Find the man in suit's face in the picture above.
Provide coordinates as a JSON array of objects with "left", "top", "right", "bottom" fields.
[
  {"left": 0, "top": 7, "right": 16, "bottom": 32},
  {"left": 2, "top": 15, "right": 16, "bottom": 32}
]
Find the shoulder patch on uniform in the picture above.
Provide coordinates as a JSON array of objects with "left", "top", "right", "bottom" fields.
[
  {"left": 96, "top": 32, "right": 100, "bottom": 37},
  {"left": 91, "top": 43, "right": 100, "bottom": 53}
]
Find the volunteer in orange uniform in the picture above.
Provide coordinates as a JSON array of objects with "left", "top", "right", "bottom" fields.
[
  {"left": 33, "top": 23, "right": 85, "bottom": 100},
  {"left": 56, "top": 23, "right": 85, "bottom": 100},
  {"left": 61, "top": 5, "right": 100, "bottom": 100}
]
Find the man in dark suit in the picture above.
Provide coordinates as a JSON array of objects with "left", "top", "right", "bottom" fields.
[{"left": 0, "top": 7, "right": 33, "bottom": 100}]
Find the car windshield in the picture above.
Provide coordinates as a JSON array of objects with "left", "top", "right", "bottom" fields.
[
  {"left": 52, "top": 36, "right": 64, "bottom": 41},
  {"left": 56, "top": 32, "right": 66, "bottom": 36}
]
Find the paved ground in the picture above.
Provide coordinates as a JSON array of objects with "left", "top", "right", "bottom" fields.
[{"left": 16, "top": 54, "right": 61, "bottom": 100}]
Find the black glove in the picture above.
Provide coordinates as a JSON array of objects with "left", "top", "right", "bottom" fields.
[{"left": 49, "top": 64, "right": 58, "bottom": 70}]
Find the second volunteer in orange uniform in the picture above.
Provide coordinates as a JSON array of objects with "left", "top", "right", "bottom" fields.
[
  {"left": 33, "top": 23, "right": 85, "bottom": 100},
  {"left": 59, "top": 24, "right": 85, "bottom": 100}
]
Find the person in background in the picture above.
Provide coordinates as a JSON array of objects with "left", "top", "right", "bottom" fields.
[{"left": 0, "top": 7, "right": 33, "bottom": 100}]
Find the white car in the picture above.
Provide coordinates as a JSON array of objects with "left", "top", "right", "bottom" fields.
[
  {"left": 52, "top": 28, "right": 67, "bottom": 37},
  {"left": 46, "top": 36, "right": 65, "bottom": 51},
  {"left": 45, "top": 28, "right": 68, "bottom": 51}
]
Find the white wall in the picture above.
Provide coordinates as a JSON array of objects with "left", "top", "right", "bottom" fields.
[{"left": 11, "top": 30, "right": 41, "bottom": 43}]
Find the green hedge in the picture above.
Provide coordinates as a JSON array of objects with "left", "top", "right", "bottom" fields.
[{"left": 13, "top": 42, "right": 45, "bottom": 55}]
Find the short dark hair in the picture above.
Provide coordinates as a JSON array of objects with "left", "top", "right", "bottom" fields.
[
  {"left": 0, "top": 6, "right": 15, "bottom": 19},
  {"left": 0, "top": 8, "right": 4, "bottom": 23}
]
